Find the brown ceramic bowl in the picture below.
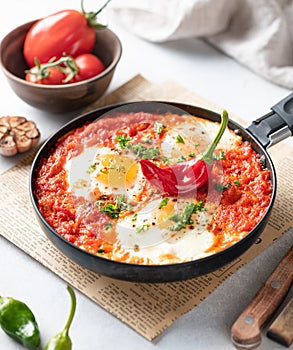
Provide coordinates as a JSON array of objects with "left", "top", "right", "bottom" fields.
[{"left": 0, "top": 20, "right": 122, "bottom": 113}]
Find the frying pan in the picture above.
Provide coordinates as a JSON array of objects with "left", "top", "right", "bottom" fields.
[{"left": 29, "top": 93, "right": 293, "bottom": 283}]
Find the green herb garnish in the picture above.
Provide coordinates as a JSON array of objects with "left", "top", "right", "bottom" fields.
[
  {"left": 131, "top": 213, "right": 138, "bottom": 222},
  {"left": 159, "top": 197, "right": 170, "bottom": 209},
  {"left": 129, "top": 143, "right": 160, "bottom": 160},
  {"left": 105, "top": 222, "right": 113, "bottom": 230},
  {"left": 96, "top": 195, "right": 129, "bottom": 219},
  {"left": 177, "top": 155, "right": 187, "bottom": 163},
  {"left": 87, "top": 163, "right": 97, "bottom": 174},
  {"left": 136, "top": 223, "right": 150, "bottom": 233},
  {"left": 154, "top": 122, "right": 167, "bottom": 134},
  {"left": 215, "top": 182, "right": 231, "bottom": 192},
  {"left": 176, "top": 135, "right": 185, "bottom": 144},
  {"left": 234, "top": 180, "right": 241, "bottom": 186},
  {"left": 168, "top": 201, "right": 205, "bottom": 231},
  {"left": 116, "top": 134, "right": 131, "bottom": 149},
  {"left": 161, "top": 156, "right": 170, "bottom": 164},
  {"left": 213, "top": 150, "right": 226, "bottom": 160}
]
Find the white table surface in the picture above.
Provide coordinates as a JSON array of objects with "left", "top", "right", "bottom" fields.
[{"left": 0, "top": 1, "right": 292, "bottom": 349}]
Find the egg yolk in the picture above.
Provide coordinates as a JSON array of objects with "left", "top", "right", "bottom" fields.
[{"left": 95, "top": 154, "right": 139, "bottom": 190}]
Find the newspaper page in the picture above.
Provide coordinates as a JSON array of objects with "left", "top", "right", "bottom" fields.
[{"left": 0, "top": 75, "right": 292, "bottom": 341}]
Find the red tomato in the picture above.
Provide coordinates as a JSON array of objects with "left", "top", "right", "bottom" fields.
[
  {"left": 24, "top": 10, "right": 95, "bottom": 68},
  {"left": 71, "top": 54, "right": 106, "bottom": 82},
  {"left": 23, "top": 1, "right": 111, "bottom": 67},
  {"left": 25, "top": 66, "right": 65, "bottom": 85}
]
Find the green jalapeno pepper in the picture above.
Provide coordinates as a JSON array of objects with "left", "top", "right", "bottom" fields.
[
  {"left": 0, "top": 295, "right": 41, "bottom": 348},
  {"left": 44, "top": 285, "right": 76, "bottom": 350}
]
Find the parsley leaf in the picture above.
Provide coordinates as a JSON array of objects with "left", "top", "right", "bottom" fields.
[
  {"left": 154, "top": 122, "right": 167, "bottom": 134},
  {"left": 159, "top": 197, "right": 169, "bottom": 209},
  {"left": 129, "top": 143, "right": 160, "bottom": 160},
  {"left": 176, "top": 135, "right": 185, "bottom": 144},
  {"left": 116, "top": 135, "right": 131, "bottom": 149},
  {"left": 87, "top": 163, "right": 97, "bottom": 174},
  {"left": 168, "top": 201, "right": 205, "bottom": 231},
  {"left": 96, "top": 195, "right": 129, "bottom": 219},
  {"left": 215, "top": 182, "right": 231, "bottom": 192},
  {"left": 213, "top": 150, "right": 226, "bottom": 160},
  {"left": 161, "top": 156, "right": 170, "bottom": 164},
  {"left": 136, "top": 223, "right": 150, "bottom": 233},
  {"left": 177, "top": 155, "right": 187, "bottom": 163},
  {"left": 105, "top": 222, "right": 113, "bottom": 230}
]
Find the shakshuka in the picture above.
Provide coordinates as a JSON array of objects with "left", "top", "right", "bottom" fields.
[{"left": 33, "top": 111, "right": 272, "bottom": 265}]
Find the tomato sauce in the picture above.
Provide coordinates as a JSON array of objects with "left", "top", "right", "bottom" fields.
[{"left": 208, "top": 141, "right": 272, "bottom": 252}]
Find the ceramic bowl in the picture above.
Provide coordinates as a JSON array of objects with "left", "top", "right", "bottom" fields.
[{"left": 0, "top": 20, "right": 122, "bottom": 113}]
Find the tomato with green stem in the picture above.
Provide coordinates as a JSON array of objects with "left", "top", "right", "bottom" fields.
[
  {"left": 23, "top": 0, "right": 111, "bottom": 68},
  {"left": 70, "top": 53, "right": 105, "bottom": 82},
  {"left": 24, "top": 54, "right": 105, "bottom": 85},
  {"left": 25, "top": 59, "right": 65, "bottom": 85}
]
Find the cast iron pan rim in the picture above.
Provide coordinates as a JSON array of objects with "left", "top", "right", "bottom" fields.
[{"left": 29, "top": 101, "right": 277, "bottom": 274}]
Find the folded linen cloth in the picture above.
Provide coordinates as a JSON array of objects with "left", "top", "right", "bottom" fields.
[{"left": 109, "top": 0, "right": 293, "bottom": 89}]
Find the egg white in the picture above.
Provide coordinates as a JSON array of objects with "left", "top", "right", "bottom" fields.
[{"left": 116, "top": 197, "right": 216, "bottom": 264}]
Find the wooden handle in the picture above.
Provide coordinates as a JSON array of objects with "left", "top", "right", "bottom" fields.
[
  {"left": 231, "top": 245, "right": 293, "bottom": 350},
  {"left": 267, "top": 296, "right": 293, "bottom": 347}
]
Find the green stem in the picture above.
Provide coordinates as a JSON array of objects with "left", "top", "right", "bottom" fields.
[
  {"left": 202, "top": 110, "right": 229, "bottom": 164},
  {"left": 82, "top": 0, "right": 112, "bottom": 27},
  {"left": 26, "top": 56, "right": 78, "bottom": 82},
  {"left": 62, "top": 285, "right": 76, "bottom": 337},
  {"left": 91, "top": 0, "right": 112, "bottom": 17}
]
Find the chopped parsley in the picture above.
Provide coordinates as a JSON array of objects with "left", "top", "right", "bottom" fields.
[
  {"left": 168, "top": 201, "right": 205, "bottom": 231},
  {"left": 215, "top": 182, "right": 231, "bottom": 192},
  {"left": 136, "top": 223, "right": 150, "bottom": 233},
  {"left": 161, "top": 156, "right": 170, "bottom": 164},
  {"left": 188, "top": 153, "right": 196, "bottom": 158},
  {"left": 116, "top": 134, "right": 131, "bottom": 149},
  {"left": 154, "top": 122, "right": 167, "bottom": 134},
  {"left": 96, "top": 194, "right": 129, "bottom": 219},
  {"left": 105, "top": 222, "right": 113, "bottom": 230},
  {"left": 177, "top": 155, "right": 187, "bottom": 163},
  {"left": 87, "top": 163, "right": 97, "bottom": 174},
  {"left": 234, "top": 180, "right": 241, "bottom": 186},
  {"left": 213, "top": 150, "right": 226, "bottom": 160},
  {"left": 176, "top": 135, "right": 185, "bottom": 144},
  {"left": 140, "top": 132, "right": 153, "bottom": 144},
  {"left": 129, "top": 143, "right": 160, "bottom": 160},
  {"left": 159, "top": 197, "right": 170, "bottom": 209},
  {"left": 131, "top": 213, "right": 138, "bottom": 222}
]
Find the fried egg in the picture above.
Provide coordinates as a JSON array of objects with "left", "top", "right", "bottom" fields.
[
  {"left": 66, "top": 145, "right": 147, "bottom": 204},
  {"left": 115, "top": 197, "right": 216, "bottom": 264}
]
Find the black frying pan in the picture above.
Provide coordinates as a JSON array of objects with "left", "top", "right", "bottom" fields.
[{"left": 29, "top": 93, "right": 293, "bottom": 283}]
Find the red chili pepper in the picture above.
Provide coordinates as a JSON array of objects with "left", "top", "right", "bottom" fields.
[{"left": 140, "top": 110, "right": 229, "bottom": 196}]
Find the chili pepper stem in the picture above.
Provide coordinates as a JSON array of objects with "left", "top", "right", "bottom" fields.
[
  {"left": 201, "top": 110, "right": 229, "bottom": 164},
  {"left": 62, "top": 285, "right": 76, "bottom": 336}
]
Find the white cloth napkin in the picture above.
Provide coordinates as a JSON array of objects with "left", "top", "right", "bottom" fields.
[{"left": 109, "top": 0, "right": 293, "bottom": 89}]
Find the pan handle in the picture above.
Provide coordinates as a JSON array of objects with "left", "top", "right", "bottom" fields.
[{"left": 247, "top": 92, "right": 293, "bottom": 148}]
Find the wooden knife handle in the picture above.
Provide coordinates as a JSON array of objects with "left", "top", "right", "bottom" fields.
[
  {"left": 267, "top": 296, "right": 293, "bottom": 347},
  {"left": 231, "top": 245, "right": 293, "bottom": 350}
]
